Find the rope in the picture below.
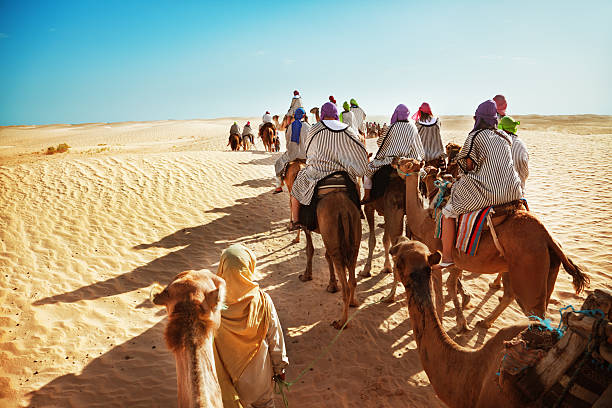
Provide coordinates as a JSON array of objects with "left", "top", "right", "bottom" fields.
[
  {"left": 395, "top": 168, "right": 420, "bottom": 178},
  {"left": 273, "top": 297, "right": 384, "bottom": 407},
  {"left": 432, "top": 180, "right": 451, "bottom": 209}
]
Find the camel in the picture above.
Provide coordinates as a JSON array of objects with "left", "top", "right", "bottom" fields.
[
  {"left": 228, "top": 134, "right": 241, "bottom": 151},
  {"left": 153, "top": 269, "right": 226, "bottom": 408},
  {"left": 286, "top": 168, "right": 362, "bottom": 329},
  {"left": 390, "top": 157, "right": 588, "bottom": 331},
  {"left": 444, "top": 142, "right": 461, "bottom": 178},
  {"left": 259, "top": 124, "right": 276, "bottom": 152},
  {"left": 361, "top": 170, "right": 406, "bottom": 280},
  {"left": 241, "top": 136, "right": 253, "bottom": 151},
  {"left": 309, "top": 107, "right": 320, "bottom": 123},
  {"left": 272, "top": 114, "right": 292, "bottom": 131},
  {"left": 391, "top": 238, "right": 529, "bottom": 408},
  {"left": 283, "top": 159, "right": 307, "bottom": 244}
]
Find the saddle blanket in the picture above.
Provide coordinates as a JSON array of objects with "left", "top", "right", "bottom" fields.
[{"left": 455, "top": 206, "right": 494, "bottom": 256}]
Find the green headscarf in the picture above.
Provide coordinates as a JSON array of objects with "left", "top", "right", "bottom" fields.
[
  {"left": 498, "top": 116, "right": 520, "bottom": 134},
  {"left": 340, "top": 101, "right": 350, "bottom": 122},
  {"left": 350, "top": 98, "right": 358, "bottom": 108}
]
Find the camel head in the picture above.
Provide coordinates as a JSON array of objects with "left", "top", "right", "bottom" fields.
[
  {"left": 153, "top": 270, "right": 226, "bottom": 351},
  {"left": 390, "top": 238, "right": 441, "bottom": 302},
  {"left": 445, "top": 143, "right": 461, "bottom": 162},
  {"left": 272, "top": 115, "right": 280, "bottom": 123},
  {"left": 309, "top": 107, "right": 319, "bottom": 115},
  {"left": 423, "top": 166, "right": 440, "bottom": 178},
  {"left": 391, "top": 157, "right": 424, "bottom": 179}
]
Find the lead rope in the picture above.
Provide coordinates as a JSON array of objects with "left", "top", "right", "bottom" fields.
[
  {"left": 486, "top": 209, "right": 506, "bottom": 258},
  {"left": 273, "top": 297, "right": 385, "bottom": 407}
]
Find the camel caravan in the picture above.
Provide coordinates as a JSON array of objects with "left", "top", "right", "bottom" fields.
[{"left": 160, "top": 91, "right": 610, "bottom": 407}]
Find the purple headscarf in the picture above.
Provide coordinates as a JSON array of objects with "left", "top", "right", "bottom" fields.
[
  {"left": 320, "top": 102, "right": 339, "bottom": 120},
  {"left": 390, "top": 104, "right": 410, "bottom": 125},
  {"left": 473, "top": 100, "right": 499, "bottom": 131}
]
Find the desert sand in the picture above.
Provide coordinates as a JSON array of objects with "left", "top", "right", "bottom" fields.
[{"left": 1, "top": 114, "right": 611, "bottom": 407}]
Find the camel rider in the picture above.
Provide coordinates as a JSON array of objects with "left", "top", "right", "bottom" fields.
[
  {"left": 340, "top": 101, "right": 356, "bottom": 130},
  {"left": 499, "top": 116, "right": 529, "bottom": 193},
  {"left": 413, "top": 102, "right": 445, "bottom": 167},
  {"left": 230, "top": 122, "right": 241, "bottom": 141},
  {"left": 493, "top": 94, "right": 507, "bottom": 121},
  {"left": 273, "top": 108, "right": 310, "bottom": 194},
  {"left": 214, "top": 244, "right": 289, "bottom": 408},
  {"left": 435, "top": 100, "right": 523, "bottom": 269},
  {"left": 349, "top": 98, "right": 367, "bottom": 138},
  {"left": 288, "top": 90, "right": 303, "bottom": 117},
  {"left": 242, "top": 121, "right": 255, "bottom": 145},
  {"left": 362, "top": 104, "right": 425, "bottom": 203},
  {"left": 289, "top": 102, "right": 369, "bottom": 231}
]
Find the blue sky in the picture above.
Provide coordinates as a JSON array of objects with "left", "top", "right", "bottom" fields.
[{"left": 0, "top": 0, "right": 610, "bottom": 125}]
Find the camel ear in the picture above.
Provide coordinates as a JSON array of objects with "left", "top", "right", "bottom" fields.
[
  {"left": 428, "top": 251, "right": 442, "bottom": 266},
  {"left": 205, "top": 288, "right": 221, "bottom": 311},
  {"left": 152, "top": 288, "right": 170, "bottom": 306},
  {"left": 390, "top": 237, "right": 408, "bottom": 256}
]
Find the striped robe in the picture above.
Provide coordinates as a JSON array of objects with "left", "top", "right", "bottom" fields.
[
  {"left": 274, "top": 122, "right": 311, "bottom": 176},
  {"left": 366, "top": 120, "right": 425, "bottom": 177},
  {"left": 340, "top": 110, "right": 356, "bottom": 130},
  {"left": 505, "top": 131, "right": 529, "bottom": 192},
  {"left": 449, "top": 129, "right": 522, "bottom": 214},
  {"left": 291, "top": 121, "right": 369, "bottom": 205},
  {"left": 350, "top": 106, "right": 366, "bottom": 134},
  {"left": 416, "top": 118, "right": 445, "bottom": 162}
]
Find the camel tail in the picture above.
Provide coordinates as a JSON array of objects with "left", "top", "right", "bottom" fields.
[
  {"left": 548, "top": 236, "right": 589, "bottom": 294},
  {"left": 337, "top": 211, "right": 356, "bottom": 268}
]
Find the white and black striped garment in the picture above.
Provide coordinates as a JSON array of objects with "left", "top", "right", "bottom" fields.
[
  {"left": 291, "top": 120, "right": 369, "bottom": 205},
  {"left": 350, "top": 106, "right": 366, "bottom": 134},
  {"left": 366, "top": 120, "right": 425, "bottom": 177},
  {"left": 449, "top": 129, "right": 523, "bottom": 214},
  {"left": 504, "top": 131, "right": 529, "bottom": 192},
  {"left": 416, "top": 118, "right": 445, "bottom": 162}
]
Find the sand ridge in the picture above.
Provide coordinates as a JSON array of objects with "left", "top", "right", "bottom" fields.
[{"left": 1, "top": 116, "right": 611, "bottom": 407}]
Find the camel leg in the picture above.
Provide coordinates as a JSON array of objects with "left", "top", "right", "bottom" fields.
[
  {"left": 383, "top": 267, "right": 399, "bottom": 303},
  {"left": 348, "top": 257, "right": 359, "bottom": 307},
  {"left": 360, "top": 205, "right": 376, "bottom": 277},
  {"left": 545, "top": 255, "right": 561, "bottom": 310},
  {"left": 325, "top": 250, "right": 338, "bottom": 293},
  {"left": 299, "top": 231, "right": 314, "bottom": 282},
  {"left": 478, "top": 273, "right": 515, "bottom": 328},
  {"left": 489, "top": 272, "right": 503, "bottom": 290},
  {"left": 382, "top": 208, "right": 403, "bottom": 274},
  {"left": 331, "top": 258, "right": 350, "bottom": 329},
  {"left": 431, "top": 268, "right": 445, "bottom": 319},
  {"left": 447, "top": 268, "right": 468, "bottom": 332}
]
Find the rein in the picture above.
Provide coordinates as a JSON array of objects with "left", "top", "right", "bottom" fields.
[{"left": 395, "top": 168, "right": 421, "bottom": 178}]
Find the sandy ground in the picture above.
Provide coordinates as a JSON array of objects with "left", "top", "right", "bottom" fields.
[{"left": 1, "top": 115, "right": 611, "bottom": 407}]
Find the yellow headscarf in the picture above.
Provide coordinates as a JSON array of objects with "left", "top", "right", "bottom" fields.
[{"left": 214, "top": 244, "right": 271, "bottom": 384}]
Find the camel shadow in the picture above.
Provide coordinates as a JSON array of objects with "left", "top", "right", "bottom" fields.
[
  {"left": 27, "top": 321, "right": 178, "bottom": 408},
  {"left": 233, "top": 177, "right": 276, "bottom": 189},
  {"left": 239, "top": 154, "right": 279, "bottom": 166},
  {"left": 33, "top": 190, "right": 290, "bottom": 306}
]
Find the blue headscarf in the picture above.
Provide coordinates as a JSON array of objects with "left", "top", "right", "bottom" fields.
[{"left": 291, "top": 108, "right": 306, "bottom": 143}]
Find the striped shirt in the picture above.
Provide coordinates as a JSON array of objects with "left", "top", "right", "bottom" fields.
[
  {"left": 350, "top": 106, "right": 366, "bottom": 134},
  {"left": 504, "top": 131, "right": 529, "bottom": 192},
  {"left": 449, "top": 129, "right": 523, "bottom": 214},
  {"left": 366, "top": 120, "right": 425, "bottom": 177},
  {"left": 340, "top": 110, "right": 356, "bottom": 130},
  {"left": 291, "top": 120, "right": 369, "bottom": 205},
  {"left": 416, "top": 118, "right": 445, "bottom": 162}
]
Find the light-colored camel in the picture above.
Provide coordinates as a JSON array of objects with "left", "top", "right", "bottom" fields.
[
  {"left": 391, "top": 238, "right": 528, "bottom": 408},
  {"left": 228, "top": 134, "right": 241, "bottom": 151},
  {"left": 153, "top": 269, "right": 227, "bottom": 408},
  {"left": 286, "top": 168, "right": 362, "bottom": 329},
  {"left": 259, "top": 124, "right": 275, "bottom": 152},
  {"left": 361, "top": 171, "right": 405, "bottom": 281},
  {"left": 241, "top": 136, "right": 253, "bottom": 151},
  {"left": 309, "top": 107, "right": 320, "bottom": 123},
  {"left": 391, "top": 158, "right": 589, "bottom": 331},
  {"left": 272, "top": 114, "right": 292, "bottom": 131}
]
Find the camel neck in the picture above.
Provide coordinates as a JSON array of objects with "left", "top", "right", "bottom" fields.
[
  {"left": 174, "top": 334, "right": 223, "bottom": 408},
  {"left": 407, "top": 277, "right": 478, "bottom": 408}
]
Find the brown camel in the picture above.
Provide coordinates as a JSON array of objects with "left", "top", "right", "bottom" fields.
[
  {"left": 283, "top": 159, "right": 307, "bottom": 244},
  {"left": 309, "top": 107, "right": 320, "bottom": 122},
  {"left": 285, "top": 168, "right": 362, "bottom": 329},
  {"left": 153, "top": 269, "right": 227, "bottom": 408},
  {"left": 445, "top": 142, "right": 461, "bottom": 178},
  {"left": 272, "top": 114, "right": 292, "bottom": 131},
  {"left": 391, "top": 238, "right": 529, "bottom": 408},
  {"left": 259, "top": 124, "right": 275, "bottom": 152},
  {"left": 361, "top": 171, "right": 405, "bottom": 280},
  {"left": 228, "top": 134, "right": 241, "bottom": 151},
  {"left": 390, "top": 158, "right": 588, "bottom": 331}
]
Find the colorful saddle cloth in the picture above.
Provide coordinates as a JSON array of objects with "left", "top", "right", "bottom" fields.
[{"left": 455, "top": 206, "right": 494, "bottom": 256}]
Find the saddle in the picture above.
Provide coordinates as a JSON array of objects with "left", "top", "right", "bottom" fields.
[
  {"left": 371, "top": 165, "right": 402, "bottom": 201},
  {"left": 299, "top": 172, "right": 361, "bottom": 231},
  {"left": 259, "top": 122, "right": 275, "bottom": 136},
  {"left": 280, "top": 159, "right": 306, "bottom": 180}
]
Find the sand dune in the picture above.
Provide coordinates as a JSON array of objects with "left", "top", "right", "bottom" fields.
[{"left": 1, "top": 115, "right": 611, "bottom": 407}]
